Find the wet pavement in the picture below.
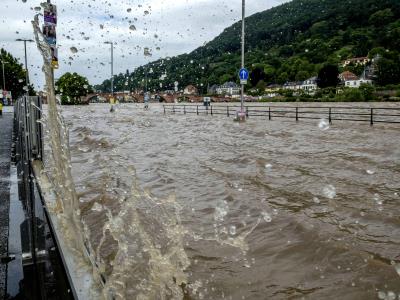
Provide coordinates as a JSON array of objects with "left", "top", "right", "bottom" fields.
[{"left": 0, "top": 110, "right": 13, "bottom": 298}]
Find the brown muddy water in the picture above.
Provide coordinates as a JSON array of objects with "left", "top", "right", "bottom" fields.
[{"left": 50, "top": 103, "right": 400, "bottom": 299}]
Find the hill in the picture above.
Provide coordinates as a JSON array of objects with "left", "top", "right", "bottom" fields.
[{"left": 95, "top": 0, "right": 400, "bottom": 94}]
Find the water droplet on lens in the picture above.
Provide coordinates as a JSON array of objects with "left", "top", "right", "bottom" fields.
[
  {"left": 313, "top": 197, "right": 320, "bottom": 204},
  {"left": 70, "top": 47, "right": 78, "bottom": 53},
  {"left": 322, "top": 185, "right": 336, "bottom": 199},
  {"left": 262, "top": 212, "right": 272, "bottom": 223},
  {"left": 229, "top": 225, "right": 236, "bottom": 235},
  {"left": 318, "top": 119, "right": 330, "bottom": 131}
]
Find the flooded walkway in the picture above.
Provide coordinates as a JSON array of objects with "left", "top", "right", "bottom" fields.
[{"left": 0, "top": 110, "right": 13, "bottom": 298}]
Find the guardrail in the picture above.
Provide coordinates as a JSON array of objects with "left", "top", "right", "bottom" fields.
[
  {"left": 12, "top": 96, "right": 75, "bottom": 299},
  {"left": 163, "top": 104, "right": 400, "bottom": 125}
]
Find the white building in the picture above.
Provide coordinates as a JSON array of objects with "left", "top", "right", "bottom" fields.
[
  {"left": 345, "top": 78, "right": 373, "bottom": 88},
  {"left": 300, "top": 76, "right": 318, "bottom": 93},
  {"left": 216, "top": 82, "right": 240, "bottom": 95}
]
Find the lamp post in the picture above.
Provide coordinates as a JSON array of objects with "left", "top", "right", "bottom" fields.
[
  {"left": 1, "top": 60, "right": 8, "bottom": 90},
  {"left": 16, "top": 38, "right": 34, "bottom": 96},
  {"left": 104, "top": 41, "right": 114, "bottom": 97},
  {"left": 1, "top": 60, "right": 8, "bottom": 104},
  {"left": 240, "top": 0, "right": 246, "bottom": 114}
]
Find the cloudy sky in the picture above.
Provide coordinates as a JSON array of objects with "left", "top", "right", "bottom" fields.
[{"left": 1, "top": 0, "right": 288, "bottom": 89}]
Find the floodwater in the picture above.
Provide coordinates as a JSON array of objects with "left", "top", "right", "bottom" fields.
[{"left": 51, "top": 103, "right": 400, "bottom": 299}]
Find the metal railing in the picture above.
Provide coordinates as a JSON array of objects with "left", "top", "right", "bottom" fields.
[
  {"left": 163, "top": 104, "right": 400, "bottom": 125},
  {"left": 12, "top": 96, "right": 74, "bottom": 299}
]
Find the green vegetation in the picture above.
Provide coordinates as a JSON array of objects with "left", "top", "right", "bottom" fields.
[
  {"left": 0, "top": 48, "right": 36, "bottom": 99},
  {"left": 55, "top": 72, "right": 92, "bottom": 105},
  {"left": 96, "top": 0, "right": 400, "bottom": 97}
]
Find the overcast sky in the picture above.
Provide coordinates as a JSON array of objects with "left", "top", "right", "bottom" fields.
[{"left": 1, "top": 0, "right": 288, "bottom": 89}]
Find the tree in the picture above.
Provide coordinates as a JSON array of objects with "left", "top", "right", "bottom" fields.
[
  {"left": 317, "top": 64, "right": 339, "bottom": 88},
  {"left": 55, "top": 72, "right": 92, "bottom": 105},
  {"left": 369, "top": 9, "right": 394, "bottom": 27},
  {"left": 0, "top": 48, "right": 36, "bottom": 99},
  {"left": 249, "top": 67, "right": 266, "bottom": 87},
  {"left": 375, "top": 57, "right": 400, "bottom": 86}
]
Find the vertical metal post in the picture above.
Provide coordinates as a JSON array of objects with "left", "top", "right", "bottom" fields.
[
  {"left": 370, "top": 108, "right": 374, "bottom": 125},
  {"left": 296, "top": 107, "right": 298, "bottom": 121},
  {"left": 1, "top": 60, "right": 7, "bottom": 91},
  {"left": 173, "top": 105, "right": 175, "bottom": 114},
  {"left": 211, "top": 105, "right": 213, "bottom": 116},
  {"left": 329, "top": 107, "right": 332, "bottom": 124},
  {"left": 227, "top": 106, "right": 230, "bottom": 117},
  {"left": 196, "top": 105, "right": 199, "bottom": 115},
  {"left": 246, "top": 106, "right": 249, "bottom": 118},
  {"left": 240, "top": 0, "right": 245, "bottom": 114},
  {"left": 163, "top": 105, "right": 165, "bottom": 114},
  {"left": 268, "top": 106, "right": 271, "bottom": 120},
  {"left": 111, "top": 43, "right": 114, "bottom": 97},
  {"left": 184, "top": 105, "right": 186, "bottom": 114},
  {"left": 24, "top": 41, "right": 29, "bottom": 96}
]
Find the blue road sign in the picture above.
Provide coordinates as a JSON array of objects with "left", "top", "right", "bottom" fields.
[{"left": 239, "top": 68, "right": 249, "bottom": 80}]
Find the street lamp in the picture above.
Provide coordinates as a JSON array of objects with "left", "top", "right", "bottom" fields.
[
  {"left": 16, "top": 38, "right": 34, "bottom": 96},
  {"left": 104, "top": 41, "right": 114, "bottom": 96},
  {"left": 1, "top": 60, "right": 9, "bottom": 104},
  {"left": 1, "top": 60, "right": 9, "bottom": 90},
  {"left": 240, "top": 0, "right": 246, "bottom": 114}
]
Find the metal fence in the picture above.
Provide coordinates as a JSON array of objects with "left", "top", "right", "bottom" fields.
[
  {"left": 12, "top": 96, "right": 74, "bottom": 299},
  {"left": 163, "top": 104, "right": 400, "bottom": 125}
]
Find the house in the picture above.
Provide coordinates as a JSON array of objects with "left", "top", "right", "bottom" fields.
[
  {"left": 300, "top": 76, "right": 318, "bottom": 93},
  {"left": 339, "top": 71, "right": 358, "bottom": 82},
  {"left": 283, "top": 81, "right": 302, "bottom": 91},
  {"left": 208, "top": 84, "right": 219, "bottom": 95},
  {"left": 216, "top": 82, "right": 240, "bottom": 96},
  {"left": 345, "top": 78, "right": 373, "bottom": 88},
  {"left": 342, "top": 57, "right": 370, "bottom": 67},
  {"left": 184, "top": 85, "right": 198, "bottom": 95},
  {"left": 265, "top": 84, "right": 282, "bottom": 92}
]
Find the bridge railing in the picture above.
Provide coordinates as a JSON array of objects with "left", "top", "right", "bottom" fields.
[{"left": 162, "top": 104, "right": 400, "bottom": 125}]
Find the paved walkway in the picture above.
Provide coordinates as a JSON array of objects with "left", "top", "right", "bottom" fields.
[{"left": 0, "top": 110, "right": 13, "bottom": 298}]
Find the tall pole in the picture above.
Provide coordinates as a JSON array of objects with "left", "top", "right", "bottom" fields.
[
  {"left": 16, "top": 39, "right": 34, "bottom": 96},
  {"left": 111, "top": 43, "right": 114, "bottom": 96},
  {"left": 1, "top": 61, "right": 8, "bottom": 90},
  {"left": 241, "top": 0, "right": 245, "bottom": 113}
]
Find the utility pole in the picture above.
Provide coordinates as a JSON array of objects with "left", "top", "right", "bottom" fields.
[
  {"left": 1, "top": 60, "right": 8, "bottom": 91},
  {"left": 16, "top": 39, "right": 34, "bottom": 96},
  {"left": 240, "top": 0, "right": 245, "bottom": 114},
  {"left": 104, "top": 41, "right": 114, "bottom": 97}
]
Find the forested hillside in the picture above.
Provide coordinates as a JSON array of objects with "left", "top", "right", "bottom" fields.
[{"left": 95, "top": 0, "right": 400, "bottom": 93}]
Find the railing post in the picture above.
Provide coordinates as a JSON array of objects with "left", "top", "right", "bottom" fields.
[
  {"left": 211, "top": 105, "right": 213, "bottom": 116},
  {"left": 184, "top": 105, "right": 186, "bottom": 114},
  {"left": 370, "top": 108, "right": 374, "bottom": 126},
  {"left": 268, "top": 106, "right": 271, "bottom": 120},
  {"left": 173, "top": 105, "right": 175, "bottom": 114},
  {"left": 197, "top": 105, "right": 199, "bottom": 115},
  {"left": 227, "top": 106, "right": 229, "bottom": 117},
  {"left": 246, "top": 106, "right": 249, "bottom": 118},
  {"left": 163, "top": 105, "right": 165, "bottom": 114},
  {"left": 329, "top": 107, "right": 332, "bottom": 124},
  {"left": 295, "top": 107, "right": 298, "bottom": 122}
]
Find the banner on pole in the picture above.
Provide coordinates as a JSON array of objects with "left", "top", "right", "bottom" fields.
[{"left": 43, "top": 3, "right": 59, "bottom": 69}]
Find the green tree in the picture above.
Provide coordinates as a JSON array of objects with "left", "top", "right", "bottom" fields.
[
  {"left": 317, "top": 64, "right": 339, "bottom": 88},
  {"left": 0, "top": 48, "right": 36, "bottom": 99},
  {"left": 55, "top": 72, "right": 93, "bottom": 105},
  {"left": 369, "top": 8, "right": 394, "bottom": 27},
  {"left": 375, "top": 57, "right": 400, "bottom": 86}
]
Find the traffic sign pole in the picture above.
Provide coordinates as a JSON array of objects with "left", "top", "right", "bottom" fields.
[{"left": 241, "top": 0, "right": 245, "bottom": 115}]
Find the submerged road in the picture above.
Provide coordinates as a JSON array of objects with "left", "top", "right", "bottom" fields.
[{"left": 0, "top": 109, "right": 13, "bottom": 298}]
